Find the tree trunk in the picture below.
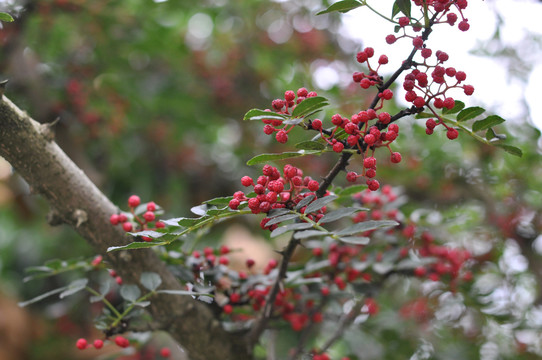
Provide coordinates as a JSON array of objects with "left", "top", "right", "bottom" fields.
[{"left": 0, "top": 91, "right": 253, "bottom": 360}]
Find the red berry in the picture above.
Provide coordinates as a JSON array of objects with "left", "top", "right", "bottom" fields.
[
  {"left": 307, "top": 180, "right": 319, "bottom": 192},
  {"left": 275, "top": 130, "right": 288, "bottom": 143},
  {"left": 229, "top": 198, "right": 240, "bottom": 210},
  {"left": 91, "top": 255, "right": 102, "bottom": 267},
  {"left": 93, "top": 339, "right": 104, "bottom": 349},
  {"left": 385, "top": 34, "right": 397, "bottom": 44},
  {"left": 356, "top": 51, "right": 368, "bottom": 63},
  {"left": 241, "top": 176, "right": 253, "bottom": 187},
  {"left": 160, "top": 347, "right": 171, "bottom": 358},
  {"left": 378, "top": 112, "right": 391, "bottom": 124},
  {"left": 118, "top": 213, "right": 127, "bottom": 222},
  {"left": 110, "top": 214, "right": 120, "bottom": 225},
  {"left": 297, "top": 87, "right": 308, "bottom": 97},
  {"left": 311, "top": 119, "right": 322, "bottom": 130},
  {"left": 398, "top": 16, "right": 409, "bottom": 27},
  {"left": 447, "top": 128, "right": 459, "bottom": 140},
  {"left": 364, "top": 134, "right": 376, "bottom": 146},
  {"left": 223, "top": 304, "right": 233, "bottom": 314},
  {"left": 455, "top": 71, "right": 467, "bottom": 82},
  {"left": 463, "top": 85, "right": 474, "bottom": 95},
  {"left": 272, "top": 99, "right": 284, "bottom": 110},
  {"left": 363, "top": 157, "right": 376, "bottom": 168},
  {"left": 359, "top": 78, "right": 371, "bottom": 89},
  {"left": 390, "top": 152, "right": 402, "bottom": 163},
  {"left": 263, "top": 124, "right": 275, "bottom": 135},
  {"left": 114, "top": 336, "right": 130, "bottom": 348},
  {"left": 405, "top": 90, "right": 417, "bottom": 102},
  {"left": 458, "top": 20, "right": 470, "bottom": 31},
  {"left": 367, "top": 179, "right": 380, "bottom": 191},
  {"left": 331, "top": 114, "right": 343, "bottom": 126},
  {"left": 128, "top": 195, "right": 140, "bottom": 208},
  {"left": 420, "top": 48, "right": 432, "bottom": 58},
  {"left": 219, "top": 256, "right": 229, "bottom": 265},
  {"left": 412, "top": 36, "right": 423, "bottom": 49},
  {"left": 381, "top": 89, "right": 393, "bottom": 100},
  {"left": 332, "top": 142, "right": 344, "bottom": 153},
  {"left": 378, "top": 54, "right": 388, "bottom": 65},
  {"left": 352, "top": 71, "right": 363, "bottom": 82},
  {"left": 115, "top": 276, "right": 123, "bottom": 285},
  {"left": 364, "top": 47, "right": 374, "bottom": 57},
  {"left": 122, "top": 222, "right": 133, "bottom": 232},
  {"left": 426, "top": 118, "right": 437, "bottom": 130},
  {"left": 246, "top": 259, "right": 255, "bottom": 268},
  {"left": 143, "top": 211, "right": 155, "bottom": 222},
  {"left": 284, "top": 90, "right": 295, "bottom": 102},
  {"left": 146, "top": 201, "right": 156, "bottom": 212},
  {"left": 346, "top": 171, "right": 358, "bottom": 182},
  {"left": 447, "top": 12, "right": 458, "bottom": 25},
  {"left": 76, "top": 338, "right": 87, "bottom": 350}
]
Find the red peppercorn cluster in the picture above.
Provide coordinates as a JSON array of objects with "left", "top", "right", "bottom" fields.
[
  {"left": 109, "top": 195, "right": 165, "bottom": 241},
  {"left": 76, "top": 336, "right": 171, "bottom": 357},
  {"left": 401, "top": 49, "right": 473, "bottom": 139},
  {"left": 386, "top": 0, "right": 470, "bottom": 48},
  {"left": 262, "top": 88, "right": 318, "bottom": 144},
  {"left": 229, "top": 164, "right": 327, "bottom": 223}
]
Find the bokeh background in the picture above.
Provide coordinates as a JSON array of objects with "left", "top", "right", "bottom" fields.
[{"left": 0, "top": 0, "right": 541, "bottom": 359}]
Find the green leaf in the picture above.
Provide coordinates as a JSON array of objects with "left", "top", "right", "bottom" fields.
[
  {"left": 456, "top": 106, "right": 485, "bottom": 122},
  {"left": 107, "top": 241, "right": 169, "bottom": 252},
  {"left": 0, "top": 13, "right": 14, "bottom": 22},
  {"left": 203, "top": 196, "right": 233, "bottom": 206},
  {"left": 338, "top": 236, "right": 370, "bottom": 245},
  {"left": 392, "top": 0, "right": 411, "bottom": 18},
  {"left": 336, "top": 220, "right": 399, "bottom": 236},
  {"left": 266, "top": 213, "right": 300, "bottom": 226},
  {"left": 305, "top": 195, "right": 338, "bottom": 214},
  {"left": 317, "top": 0, "right": 364, "bottom": 15},
  {"left": 120, "top": 285, "right": 141, "bottom": 303},
  {"left": 319, "top": 207, "right": 365, "bottom": 224},
  {"left": 243, "top": 109, "right": 287, "bottom": 121},
  {"left": 246, "top": 150, "right": 322, "bottom": 166},
  {"left": 294, "top": 230, "right": 328, "bottom": 239},
  {"left": 295, "top": 140, "right": 326, "bottom": 151},
  {"left": 156, "top": 290, "right": 214, "bottom": 297},
  {"left": 442, "top": 100, "right": 465, "bottom": 115},
  {"left": 337, "top": 184, "right": 367, "bottom": 196},
  {"left": 415, "top": 112, "right": 434, "bottom": 119},
  {"left": 141, "top": 272, "right": 162, "bottom": 291},
  {"left": 485, "top": 128, "right": 496, "bottom": 141},
  {"left": 190, "top": 204, "right": 208, "bottom": 216},
  {"left": 128, "top": 230, "right": 165, "bottom": 239},
  {"left": 59, "top": 278, "right": 89, "bottom": 299},
  {"left": 495, "top": 144, "right": 523, "bottom": 157},
  {"left": 282, "top": 118, "right": 305, "bottom": 125},
  {"left": 270, "top": 222, "right": 313, "bottom": 238},
  {"left": 18, "top": 286, "right": 68, "bottom": 307},
  {"left": 472, "top": 115, "right": 505, "bottom": 132},
  {"left": 291, "top": 96, "right": 329, "bottom": 118},
  {"left": 295, "top": 195, "right": 315, "bottom": 210}
]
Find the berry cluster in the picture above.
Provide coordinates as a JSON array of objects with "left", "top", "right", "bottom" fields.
[
  {"left": 76, "top": 337, "right": 171, "bottom": 357},
  {"left": 228, "top": 164, "right": 328, "bottom": 225},
  {"left": 262, "top": 87, "right": 318, "bottom": 144},
  {"left": 402, "top": 49, "right": 473, "bottom": 139},
  {"left": 386, "top": 0, "right": 470, "bottom": 48},
  {"left": 109, "top": 195, "right": 165, "bottom": 241}
]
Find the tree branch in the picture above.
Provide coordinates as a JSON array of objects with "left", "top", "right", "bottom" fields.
[{"left": 0, "top": 94, "right": 252, "bottom": 360}]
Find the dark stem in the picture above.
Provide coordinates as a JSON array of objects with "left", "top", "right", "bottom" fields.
[{"left": 246, "top": 235, "right": 301, "bottom": 345}]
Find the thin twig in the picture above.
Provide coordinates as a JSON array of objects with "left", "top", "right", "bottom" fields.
[{"left": 247, "top": 235, "right": 300, "bottom": 344}]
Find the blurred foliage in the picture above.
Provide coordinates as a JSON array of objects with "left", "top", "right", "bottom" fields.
[{"left": 0, "top": 0, "right": 541, "bottom": 359}]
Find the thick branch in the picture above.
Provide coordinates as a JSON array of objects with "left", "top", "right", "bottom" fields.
[{"left": 0, "top": 95, "right": 252, "bottom": 360}]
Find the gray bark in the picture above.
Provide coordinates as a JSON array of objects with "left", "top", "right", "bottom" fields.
[{"left": 0, "top": 92, "right": 252, "bottom": 360}]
